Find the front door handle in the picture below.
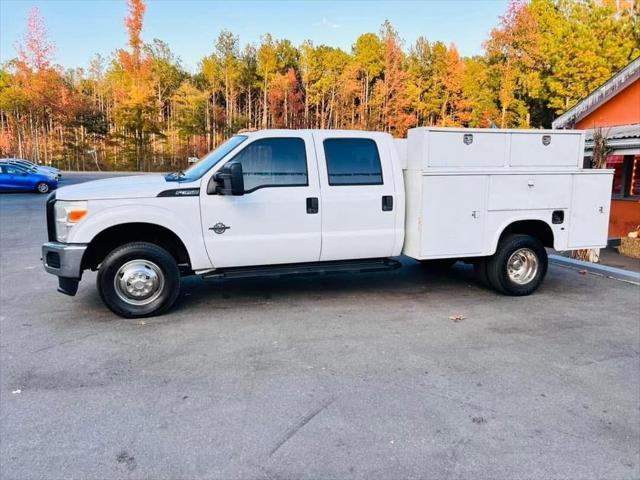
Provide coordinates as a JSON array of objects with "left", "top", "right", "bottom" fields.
[
  {"left": 306, "top": 197, "right": 319, "bottom": 214},
  {"left": 382, "top": 195, "right": 393, "bottom": 211}
]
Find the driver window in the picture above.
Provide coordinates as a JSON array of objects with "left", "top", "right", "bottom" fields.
[{"left": 229, "top": 137, "right": 308, "bottom": 193}]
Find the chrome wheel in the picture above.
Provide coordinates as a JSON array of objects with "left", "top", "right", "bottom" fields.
[
  {"left": 114, "top": 259, "right": 165, "bottom": 306},
  {"left": 37, "top": 182, "right": 50, "bottom": 193},
  {"left": 507, "top": 248, "right": 539, "bottom": 285}
]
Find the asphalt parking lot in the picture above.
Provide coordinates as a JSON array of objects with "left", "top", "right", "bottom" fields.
[{"left": 1, "top": 173, "right": 639, "bottom": 480}]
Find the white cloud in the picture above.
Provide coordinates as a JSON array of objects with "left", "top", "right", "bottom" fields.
[{"left": 320, "top": 17, "right": 341, "bottom": 29}]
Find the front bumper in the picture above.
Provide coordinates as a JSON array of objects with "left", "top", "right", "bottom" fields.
[{"left": 42, "top": 242, "right": 88, "bottom": 296}]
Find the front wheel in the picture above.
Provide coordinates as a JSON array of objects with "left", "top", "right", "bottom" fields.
[
  {"left": 485, "top": 234, "right": 548, "bottom": 296},
  {"left": 36, "top": 182, "right": 50, "bottom": 194},
  {"left": 97, "top": 242, "right": 180, "bottom": 318}
]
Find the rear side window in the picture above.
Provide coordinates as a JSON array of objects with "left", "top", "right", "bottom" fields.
[
  {"left": 230, "top": 137, "right": 308, "bottom": 193},
  {"left": 324, "top": 138, "right": 383, "bottom": 186}
]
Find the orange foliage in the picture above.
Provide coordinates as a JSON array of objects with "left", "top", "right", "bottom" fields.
[
  {"left": 378, "top": 32, "right": 415, "bottom": 137},
  {"left": 123, "top": 0, "right": 146, "bottom": 68},
  {"left": 269, "top": 68, "right": 304, "bottom": 128},
  {"left": 1, "top": 0, "right": 637, "bottom": 170},
  {"left": 16, "top": 7, "right": 55, "bottom": 72}
]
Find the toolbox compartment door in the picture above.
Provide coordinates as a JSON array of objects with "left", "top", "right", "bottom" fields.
[
  {"left": 427, "top": 131, "right": 506, "bottom": 168},
  {"left": 488, "top": 174, "right": 572, "bottom": 211},
  {"left": 568, "top": 173, "right": 613, "bottom": 248},
  {"left": 510, "top": 132, "right": 582, "bottom": 167},
  {"left": 420, "top": 175, "right": 487, "bottom": 257}
]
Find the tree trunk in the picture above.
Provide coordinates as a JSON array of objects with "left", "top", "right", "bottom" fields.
[
  {"left": 364, "top": 72, "right": 369, "bottom": 127},
  {"left": 248, "top": 87, "right": 252, "bottom": 128},
  {"left": 262, "top": 76, "right": 268, "bottom": 128},
  {"left": 304, "top": 85, "right": 309, "bottom": 127}
]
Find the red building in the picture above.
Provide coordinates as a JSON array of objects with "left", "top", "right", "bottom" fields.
[{"left": 553, "top": 57, "right": 640, "bottom": 240}]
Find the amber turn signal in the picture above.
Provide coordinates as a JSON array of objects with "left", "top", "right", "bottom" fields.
[{"left": 67, "top": 210, "right": 88, "bottom": 222}]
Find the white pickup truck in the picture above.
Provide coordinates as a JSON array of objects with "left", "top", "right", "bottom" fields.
[{"left": 42, "top": 127, "right": 613, "bottom": 318}]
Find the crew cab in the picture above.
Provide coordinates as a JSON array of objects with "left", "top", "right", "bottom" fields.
[{"left": 41, "top": 128, "right": 613, "bottom": 318}]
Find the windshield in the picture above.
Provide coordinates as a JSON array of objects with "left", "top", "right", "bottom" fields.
[{"left": 167, "top": 135, "right": 248, "bottom": 182}]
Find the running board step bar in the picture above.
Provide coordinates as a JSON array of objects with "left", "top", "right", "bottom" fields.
[{"left": 202, "top": 258, "right": 402, "bottom": 280}]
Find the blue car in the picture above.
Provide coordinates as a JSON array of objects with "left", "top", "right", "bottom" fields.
[
  {"left": 1, "top": 158, "right": 62, "bottom": 179},
  {"left": 0, "top": 163, "right": 58, "bottom": 193}
]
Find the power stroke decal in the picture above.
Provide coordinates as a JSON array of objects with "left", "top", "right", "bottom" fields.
[{"left": 157, "top": 188, "right": 200, "bottom": 197}]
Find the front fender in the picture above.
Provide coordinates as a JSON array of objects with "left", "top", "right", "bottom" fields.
[{"left": 67, "top": 199, "right": 212, "bottom": 270}]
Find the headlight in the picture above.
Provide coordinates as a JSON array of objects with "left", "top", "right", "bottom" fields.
[{"left": 54, "top": 200, "right": 88, "bottom": 242}]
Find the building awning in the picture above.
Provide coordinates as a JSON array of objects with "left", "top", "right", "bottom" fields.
[{"left": 584, "top": 124, "right": 640, "bottom": 156}]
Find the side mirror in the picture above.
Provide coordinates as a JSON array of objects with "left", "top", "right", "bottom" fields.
[{"left": 207, "top": 161, "right": 244, "bottom": 196}]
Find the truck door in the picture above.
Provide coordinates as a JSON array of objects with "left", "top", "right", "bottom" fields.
[
  {"left": 312, "top": 131, "right": 397, "bottom": 261},
  {"left": 200, "top": 131, "right": 321, "bottom": 268}
]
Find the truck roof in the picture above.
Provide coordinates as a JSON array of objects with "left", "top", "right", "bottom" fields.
[
  {"left": 235, "top": 127, "right": 586, "bottom": 138},
  {"left": 237, "top": 128, "right": 394, "bottom": 138}
]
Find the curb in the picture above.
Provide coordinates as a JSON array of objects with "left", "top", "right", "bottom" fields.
[{"left": 549, "top": 255, "right": 640, "bottom": 284}]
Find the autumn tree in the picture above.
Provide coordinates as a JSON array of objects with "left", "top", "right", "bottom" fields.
[
  {"left": 353, "top": 33, "right": 384, "bottom": 128},
  {"left": 214, "top": 31, "right": 241, "bottom": 131},
  {"left": 407, "top": 38, "right": 449, "bottom": 126},
  {"left": 172, "top": 81, "right": 208, "bottom": 159},
  {"left": 298, "top": 40, "right": 316, "bottom": 127},
  {"left": 485, "top": 0, "right": 540, "bottom": 127},
  {"left": 2, "top": 2, "right": 639, "bottom": 171},
  {"left": 372, "top": 22, "right": 415, "bottom": 136},
  {"left": 257, "top": 34, "right": 278, "bottom": 128},
  {"left": 145, "top": 39, "right": 187, "bottom": 123},
  {"left": 238, "top": 44, "right": 259, "bottom": 129},
  {"left": 269, "top": 68, "right": 304, "bottom": 128},
  {"left": 112, "top": 0, "right": 159, "bottom": 169},
  {"left": 462, "top": 56, "right": 499, "bottom": 127}
]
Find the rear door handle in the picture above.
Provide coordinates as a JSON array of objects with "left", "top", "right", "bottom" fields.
[
  {"left": 306, "top": 197, "right": 319, "bottom": 214},
  {"left": 382, "top": 195, "right": 393, "bottom": 211}
]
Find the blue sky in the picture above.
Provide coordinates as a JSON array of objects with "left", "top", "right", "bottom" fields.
[{"left": 1, "top": 0, "right": 508, "bottom": 72}]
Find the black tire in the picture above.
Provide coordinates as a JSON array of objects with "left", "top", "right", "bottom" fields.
[
  {"left": 420, "top": 258, "right": 458, "bottom": 271},
  {"left": 36, "top": 182, "right": 50, "bottom": 194},
  {"left": 486, "top": 234, "right": 548, "bottom": 296},
  {"left": 97, "top": 242, "right": 180, "bottom": 318}
]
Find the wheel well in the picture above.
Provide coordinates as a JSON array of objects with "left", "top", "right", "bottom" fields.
[
  {"left": 82, "top": 223, "right": 191, "bottom": 271},
  {"left": 499, "top": 220, "right": 554, "bottom": 248}
]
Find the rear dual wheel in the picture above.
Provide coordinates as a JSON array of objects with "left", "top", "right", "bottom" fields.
[{"left": 476, "top": 234, "right": 547, "bottom": 295}]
